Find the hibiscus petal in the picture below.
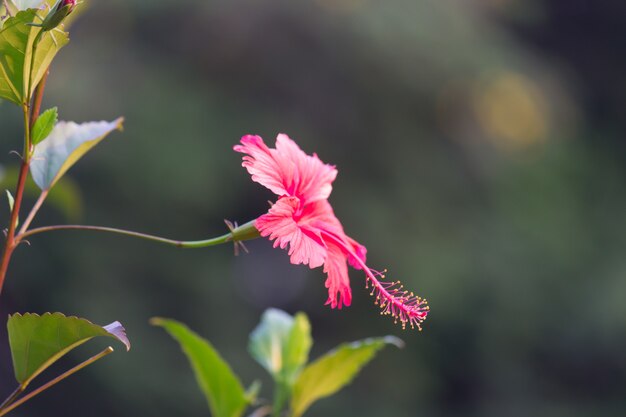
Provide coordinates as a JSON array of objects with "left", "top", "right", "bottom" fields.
[
  {"left": 275, "top": 134, "right": 337, "bottom": 203},
  {"left": 299, "top": 200, "right": 368, "bottom": 270},
  {"left": 297, "top": 199, "right": 341, "bottom": 231},
  {"left": 346, "top": 236, "right": 367, "bottom": 270},
  {"left": 323, "top": 244, "right": 352, "bottom": 309},
  {"left": 234, "top": 134, "right": 337, "bottom": 204},
  {"left": 234, "top": 135, "right": 290, "bottom": 197},
  {"left": 255, "top": 196, "right": 327, "bottom": 268}
]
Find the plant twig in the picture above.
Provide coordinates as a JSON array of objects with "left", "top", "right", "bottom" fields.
[
  {"left": 0, "top": 107, "right": 31, "bottom": 296},
  {"left": 17, "top": 224, "right": 235, "bottom": 248},
  {"left": 0, "top": 58, "right": 51, "bottom": 296},
  {"left": 0, "top": 347, "right": 114, "bottom": 417},
  {"left": 0, "top": 386, "right": 24, "bottom": 411},
  {"left": 17, "top": 190, "right": 48, "bottom": 236}
]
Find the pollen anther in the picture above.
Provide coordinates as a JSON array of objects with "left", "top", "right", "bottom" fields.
[{"left": 365, "top": 271, "right": 429, "bottom": 331}]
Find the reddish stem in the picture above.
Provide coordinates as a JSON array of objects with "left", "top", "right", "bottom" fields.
[
  {"left": 0, "top": 70, "right": 49, "bottom": 297},
  {"left": 0, "top": 156, "right": 30, "bottom": 296},
  {"left": 29, "top": 69, "right": 49, "bottom": 129}
]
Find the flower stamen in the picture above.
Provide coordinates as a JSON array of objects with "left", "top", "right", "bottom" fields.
[
  {"left": 322, "top": 231, "right": 429, "bottom": 330},
  {"left": 366, "top": 272, "right": 429, "bottom": 330}
]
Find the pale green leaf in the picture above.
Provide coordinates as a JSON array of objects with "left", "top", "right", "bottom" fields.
[
  {"left": 290, "top": 336, "right": 403, "bottom": 417},
  {"left": 30, "top": 118, "right": 124, "bottom": 190},
  {"left": 5, "top": 189, "right": 14, "bottom": 211},
  {"left": 7, "top": 312, "right": 130, "bottom": 389},
  {"left": 31, "top": 106, "right": 57, "bottom": 145},
  {"left": 0, "top": 9, "right": 68, "bottom": 105},
  {"left": 249, "top": 309, "right": 293, "bottom": 377},
  {"left": 248, "top": 309, "right": 312, "bottom": 387},
  {"left": 5, "top": 189, "right": 17, "bottom": 226},
  {"left": 152, "top": 318, "right": 248, "bottom": 417},
  {"left": 10, "top": 0, "right": 46, "bottom": 11},
  {"left": 5, "top": 0, "right": 82, "bottom": 27}
]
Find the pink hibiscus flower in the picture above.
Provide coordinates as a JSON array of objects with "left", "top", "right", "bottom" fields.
[{"left": 234, "top": 134, "right": 429, "bottom": 329}]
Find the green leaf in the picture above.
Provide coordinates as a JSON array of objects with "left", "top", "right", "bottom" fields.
[
  {"left": 151, "top": 317, "right": 248, "bottom": 417},
  {"left": 31, "top": 106, "right": 57, "bottom": 145},
  {"left": 290, "top": 336, "right": 403, "bottom": 417},
  {"left": 7, "top": 312, "right": 131, "bottom": 389},
  {"left": 248, "top": 309, "right": 312, "bottom": 386},
  {"left": 0, "top": 2, "right": 17, "bottom": 28},
  {"left": 283, "top": 313, "right": 312, "bottom": 384},
  {"left": 0, "top": 9, "right": 68, "bottom": 105},
  {"left": 30, "top": 118, "right": 124, "bottom": 190}
]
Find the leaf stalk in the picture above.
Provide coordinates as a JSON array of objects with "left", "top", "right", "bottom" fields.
[{"left": 0, "top": 347, "right": 114, "bottom": 416}]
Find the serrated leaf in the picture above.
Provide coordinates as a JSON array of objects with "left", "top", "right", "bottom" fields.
[
  {"left": 7, "top": 312, "right": 130, "bottom": 389},
  {"left": 152, "top": 318, "right": 248, "bottom": 417},
  {"left": 290, "top": 336, "right": 403, "bottom": 417},
  {"left": 0, "top": 9, "right": 68, "bottom": 105},
  {"left": 248, "top": 309, "right": 312, "bottom": 387},
  {"left": 30, "top": 118, "right": 124, "bottom": 190},
  {"left": 31, "top": 106, "right": 57, "bottom": 145}
]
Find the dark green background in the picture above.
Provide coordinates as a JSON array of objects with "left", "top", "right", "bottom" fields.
[{"left": 1, "top": 0, "right": 625, "bottom": 416}]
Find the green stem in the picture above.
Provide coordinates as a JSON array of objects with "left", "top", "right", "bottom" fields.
[
  {"left": 0, "top": 347, "right": 114, "bottom": 417},
  {"left": 271, "top": 380, "right": 290, "bottom": 417},
  {"left": 16, "top": 219, "right": 260, "bottom": 249}
]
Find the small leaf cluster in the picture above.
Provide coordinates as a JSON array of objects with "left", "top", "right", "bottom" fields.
[
  {"left": 0, "top": 4, "right": 68, "bottom": 105},
  {"left": 0, "top": 0, "right": 123, "bottom": 194},
  {"left": 153, "top": 309, "right": 402, "bottom": 417}
]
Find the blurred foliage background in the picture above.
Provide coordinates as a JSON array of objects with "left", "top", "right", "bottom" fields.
[{"left": 1, "top": 0, "right": 626, "bottom": 416}]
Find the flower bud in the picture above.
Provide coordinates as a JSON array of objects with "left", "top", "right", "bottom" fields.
[{"left": 40, "top": 0, "right": 76, "bottom": 31}]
